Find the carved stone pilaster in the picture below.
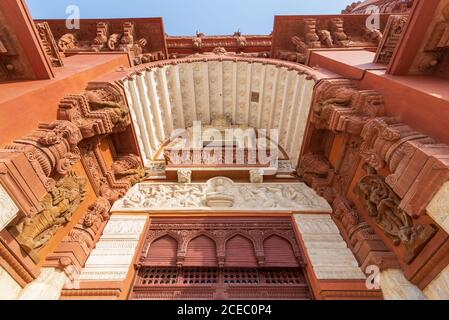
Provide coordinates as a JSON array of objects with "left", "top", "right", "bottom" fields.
[
  {"left": 294, "top": 214, "right": 366, "bottom": 280},
  {"left": 77, "top": 215, "right": 147, "bottom": 281}
]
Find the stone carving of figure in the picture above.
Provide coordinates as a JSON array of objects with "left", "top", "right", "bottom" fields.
[
  {"left": 364, "top": 28, "right": 383, "bottom": 44},
  {"left": 11, "top": 172, "right": 87, "bottom": 261},
  {"left": 313, "top": 86, "right": 357, "bottom": 122},
  {"left": 107, "top": 34, "right": 122, "bottom": 51},
  {"left": 354, "top": 166, "right": 436, "bottom": 263},
  {"left": 177, "top": 169, "right": 192, "bottom": 184},
  {"left": 58, "top": 34, "right": 78, "bottom": 52},
  {"left": 85, "top": 90, "right": 130, "bottom": 128},
  {"left": 318, "top": 30, "right": 333, "bottom": 47},
  {"left": 250, "top": 169, "right": 264, "bottom": 184},
  {"left": 111, "top": 154, "right": 146, "bottom": 185},
  {"left": 205, "top": 177, "right": 235, "bottom": 207}
]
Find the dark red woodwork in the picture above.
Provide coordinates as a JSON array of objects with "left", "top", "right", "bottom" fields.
[{"left": 132, "top": 267, "right": 311, "bottom": 300}]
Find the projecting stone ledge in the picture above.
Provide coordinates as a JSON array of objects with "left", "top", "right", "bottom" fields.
[{"left": 111, "top": 177, "right": 332, "bottom": 213}]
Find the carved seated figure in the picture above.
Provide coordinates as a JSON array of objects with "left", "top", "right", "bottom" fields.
[{"left": 204, "top": 177, "right": 235, "bottom": 207}]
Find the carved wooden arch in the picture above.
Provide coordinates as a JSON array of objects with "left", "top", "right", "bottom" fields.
[
  {"left": 141, "top": 230, "right": 182, "bottom": 259},
  {"left": 223, "top": 231, "right": 258, "bottom": 251},
  {"left": 181, "top": 231, "right": 219, "bottom": 253},
  {"left": 261, "top": 231, "right": 304, "bottom": 265}
]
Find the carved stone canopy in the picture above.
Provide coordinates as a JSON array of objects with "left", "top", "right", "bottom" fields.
[{"left": 112, "top": 177, "right": 332, "bottom": 213}]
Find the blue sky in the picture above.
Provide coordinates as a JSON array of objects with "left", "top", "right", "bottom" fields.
[{"left": 26, "top": 0, "right": 354, "bottom": 35}]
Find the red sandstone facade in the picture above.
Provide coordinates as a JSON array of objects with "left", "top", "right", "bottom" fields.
[{"left": 0, "top": 0, "right": 449, "bottom": 300}]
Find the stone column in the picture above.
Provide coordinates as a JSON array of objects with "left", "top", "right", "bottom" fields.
[
  {"left": 380, "top": 269, "right": 427, "bottom": 300},
  {"left": 0, "top": 266, "right": 22, "bottom": 300},
  {"left": 17, "top": 268, "right": 68, "bottom": 300}
]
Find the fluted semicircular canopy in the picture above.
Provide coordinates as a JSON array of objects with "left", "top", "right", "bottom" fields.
[{"left": 123, "top": 56, "right": 316, "bottom": 168}]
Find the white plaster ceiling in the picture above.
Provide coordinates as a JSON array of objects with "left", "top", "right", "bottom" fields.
[{"left": 123, "top": 56, "right": 316, "bottom": 168}]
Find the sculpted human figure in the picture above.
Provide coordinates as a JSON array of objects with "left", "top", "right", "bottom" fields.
[{"left": 12, "top": 172, "right": 87, "bottom": 257}]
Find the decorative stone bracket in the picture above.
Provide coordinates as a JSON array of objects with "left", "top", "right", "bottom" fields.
[{"left": 310, "top": 79, "right": 384, "bottom": 135}]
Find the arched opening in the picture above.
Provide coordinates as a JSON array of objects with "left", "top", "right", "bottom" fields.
[
  {"left": 184, "top": 235, "right": 218, "bottom": 267},
  {"left": 225, "top": 235, "right": 258, "bottom": 267},
  {"left": 264, "top": 235, "right": 299, "bottom": 267},
  {"left": 146, "top": 235, "right": 178, "bottom": 267}
]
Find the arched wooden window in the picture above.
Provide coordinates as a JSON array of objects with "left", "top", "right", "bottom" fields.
[
  {"left": 225, "top": 235, "right": 258, "bottom": 267},
  {"left": 146, "top": 235, "right": 178, "bottom": 267},
  {"left": 263, "top": 235, "right": 299, "bottom": 267},
  {"left": 184, "top": 235, "right": 218, "bottom": 267}
]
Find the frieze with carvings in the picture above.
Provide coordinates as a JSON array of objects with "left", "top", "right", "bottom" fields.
[
  {"left": 112, "top": 177, "right": 332, "bottom": 213},
  {"left": 354, "top": 166, "right": 437, "bottom": 264},
  {"left": 9, "top": 171, "right": 87, "bottom": 263}
]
